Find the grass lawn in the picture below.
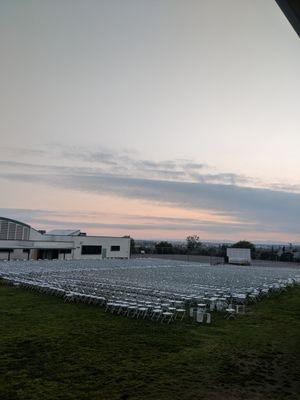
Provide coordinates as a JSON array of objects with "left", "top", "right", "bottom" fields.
[{"left": 0, "top": 282, "right": 300, "bottom": 400}]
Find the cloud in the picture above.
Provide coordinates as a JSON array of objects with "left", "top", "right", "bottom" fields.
[
  {"left": 191, "top": 172, "right": 255, "bottom": 186},
  {"left": 0, "top": 207, "right": 256, "bottom": 235},
  {"left": 0, "top": 153, "right": 253, "bottom": 187},
  {"left": 62, "top": 149, "right": 119, "bottom": 166},
  {"left": 1, "top": 169, "right": 300, "bottom": 236},
  {"left": 0, "top": 145, "right": 273, "bottom": 189},
  {"left": 2, "top": 147, "right": 49, "bottom": 158},
  {"left": 1, "top": 145, "right": 300, "bottom": 239},
  {"left": 0, "top": 145, "right": 208, "bottom": 182}
]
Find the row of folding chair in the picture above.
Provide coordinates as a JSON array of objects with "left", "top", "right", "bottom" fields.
[
  {"left": 1, "top": 271, "right": 297, "bottom": 325},
  {"left": 104, "top": 300, "right": 186, "bottom": 323}
]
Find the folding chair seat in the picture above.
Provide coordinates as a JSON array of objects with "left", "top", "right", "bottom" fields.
[
  {"left": 225, "top": 307, "right": 236, "bottom": 319},
  {"left": 249, "top": 293, "right": 257, "bottom": 302},
  {"left": 197, "top": 303, "right": 207, "bottom": 312},
  {"left": 55, "top": 288, "right": 66, "bottom": 297},
  {"left": 175, "top": 309, "right": 186, "bottom": 321},
  {"left": 161, "top": 303, "right": 171, "bottom": 310},
  {"left": 118, "top": 303, "right": 129, "bottom": 315},
  {"left": 202, "top": 297, "right": 210, "bottom": 306},
  {"left": 64, "top": 293, "right": 75, "bottom": 302},
  {"left": 216, "top": 298, "right": 227, "bottom": 311},
  {"left": 161, "top": 311, "right": 174, "bottom": 324},
  {"left": 105, "top": 302, "right": 116, "bottom": 312},
  {"left": 95, "top": 296, "right": 106, "bottom": 305},
  {"left": 209, "top": 297, "right": 218, "bottom": 311},
  {"left": 126, "top": 305, "right": 138, "bottom": 317},
  {"left": 174, "top": 300, "right": 184, "bottom": 307},
  {"left": 136, "top": 307, "right": 148, "bottom": 319},
  {"left": 75, "top": 293, "right": 85, "bottom": 303},
  {"left": 87, "top": 295, "right": 97, "bottom": 304},
  {"left": 151, "top": 308, "right": 163, "bottom": 321}
]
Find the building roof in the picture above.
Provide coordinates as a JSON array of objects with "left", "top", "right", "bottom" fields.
[
  {"left": 275, "top": 0, "right": 300, "bottom": 37},
  {"left": 0, "top": 216, "right": 31, "bottom": 228},
  {"left": 45, "top": 229, "right": 81, "bottom": 236}
]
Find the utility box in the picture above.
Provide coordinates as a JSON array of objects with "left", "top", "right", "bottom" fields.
[{"left": 226, "top": 248, "right": 251, "bottom": 265}]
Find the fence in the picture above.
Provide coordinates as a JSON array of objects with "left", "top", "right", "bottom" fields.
[{"left": 133, "top": 253, "right": 224, "bottom": 265}]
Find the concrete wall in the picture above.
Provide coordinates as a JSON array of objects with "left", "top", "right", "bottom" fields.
[
  {"left": 29, "top": 228, "right": 44, "bottom": 240},
  {"left": 72, "top": 236, "right": 130, "bottom": 259},
  {"left": 133, "top": 254, "right": 224, "bottom": 265},
  {"left": 0, "top": 248, "right": 29, "bottom": 261},
  {"left": 227, "top": 248, "right": 251, "bottom": 264},
  {"left": 0, "top": 236, "right": 130, "bottom": 260}
]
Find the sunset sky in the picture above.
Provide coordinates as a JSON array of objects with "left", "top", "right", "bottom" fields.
[{"left": 0, "top": 0, "right": 299, "bottom": 243}]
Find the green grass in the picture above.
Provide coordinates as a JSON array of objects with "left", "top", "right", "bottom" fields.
[{"left": 0, "top": 283, "right": 300, "bottom": 400}]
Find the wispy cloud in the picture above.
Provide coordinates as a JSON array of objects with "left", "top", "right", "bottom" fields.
[
  {"left": 0, "top": 207, "right": 256, "bottom": 235},
  {"left": 0, "top": 145, "right": 208, "bottom": 181},
  {"left": 4, "top": 144, "right": 296, "bottom": 191},
  {"left": 0, "top": 145, "right": 254, "bottom": 185}
]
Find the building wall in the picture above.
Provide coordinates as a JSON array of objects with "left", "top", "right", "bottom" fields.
[
  {"left": 0, "top": 218, "right": 30, "bottom": 241},
  {"left": 29, "top": 228, "right": 44, "bottom": 240},
  {"left": 0, "top": 237, "right": 130, "bottom": 260},
  {"left": 72, "top": 236, "right": 130, "bottom": 259},
  {"left": 0, "top": 214, "right": 131, "bottom": 261},
  {"left": 0, "top": 248, "right": 29, "bottom": 261},
  {"left": 227, "top": 248, "right": 251, "bottom": 265}
]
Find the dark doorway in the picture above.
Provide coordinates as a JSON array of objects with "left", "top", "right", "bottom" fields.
[{"left": 37, "top": 249, "right": 59, "bottom": 260}]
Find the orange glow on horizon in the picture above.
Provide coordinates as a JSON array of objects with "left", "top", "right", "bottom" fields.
[{"left": 1, "top": 181, "right": 299, "bottom": 243}]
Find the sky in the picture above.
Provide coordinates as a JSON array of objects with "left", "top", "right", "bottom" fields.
[{"left": 0, "top": 0, "right": 299, "bottom": 243}]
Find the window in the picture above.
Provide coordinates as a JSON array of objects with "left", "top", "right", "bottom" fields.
[
  {"left": 111, "top": 245, "right": 120, "bottom": 252},
  {"left": 0, "top": 221, "right": 9, "bottom": 240},
  {"left": 23, "top": 227, "right": 30, "bottom": 240},
  {"left": 16, "top": 225, "right": 23, "bottom": 240},
  {"left": 0, "top": 248, "right": 11, "bottom": 252},
  {"left": 64, "top": 249, "right": 72, "bottom": 254},
  {"left": 8, "top": 223, "right": 16, "bottom": 240},
  {"left": 81, "top": 245, "right": 102, "bottom": 255}
]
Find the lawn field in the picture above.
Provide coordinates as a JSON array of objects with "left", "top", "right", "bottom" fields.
[{"left": 0, "top": 282, "right": 300, "bottom": 400}]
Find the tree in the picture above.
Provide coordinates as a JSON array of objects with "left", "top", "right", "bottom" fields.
[
  {"left": 231, "top": 240, "right": 256, "bottom": 258},
  {"left": 130, "top": 238, "right": 136, "bottom": 254},
  {"left": 186, "top": 235, "right": 202, "bottom": 254},
  {"left": 217, "top": 244, "right": 229, "bottom": 258},
  {"left": 280, "top": 252, "right": 294, "bottom": 262},
  {"left": 155, "top": 241, "right": 174, "bottom": 254}
]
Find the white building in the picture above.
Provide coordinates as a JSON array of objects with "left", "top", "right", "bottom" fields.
[
  {"left": 226, "top": 248, "right": 251, "bottom": 265},
  {"left": 0, "top": 217, "right": 131, "bottom": 260}
]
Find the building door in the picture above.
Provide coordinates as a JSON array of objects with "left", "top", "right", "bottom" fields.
[
  {"left": 50, "top": 249, "right": 59, "bottom": 259},
  {"left": 37, "top": 249, "right": 44, "bottom": 260},
  {"left": 102, "top": 248, "right": 107, "bottom": 259}
]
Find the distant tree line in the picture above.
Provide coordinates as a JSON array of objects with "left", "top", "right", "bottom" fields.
[{"left": 130, "top": 236, "right": 300, "bottom": 263}]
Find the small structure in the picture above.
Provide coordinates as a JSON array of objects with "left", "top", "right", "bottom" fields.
[
  {"left": 226, "top": 248, "right": 251, "bottom": 265},
  {"left": 0, "top": 217, "right": 130, "bottom": 260}
]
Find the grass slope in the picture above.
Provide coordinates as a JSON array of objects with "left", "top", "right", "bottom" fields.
[{"left": 0, "top": 283, "right": 300, "bottom": 400}]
